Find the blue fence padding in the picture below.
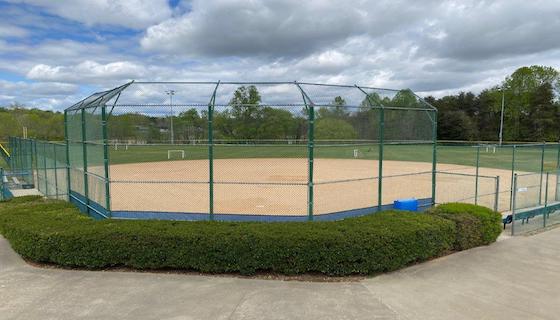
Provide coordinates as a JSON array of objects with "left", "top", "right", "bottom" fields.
[
  {"left": 394, "top": 198, "right": 419, "bottom": 211},
  {"left": 69, "top": 191, "right": 109, "bottom": 220},
  {"left": 112, "top": 198, "right": 433, "bottom": 222}
]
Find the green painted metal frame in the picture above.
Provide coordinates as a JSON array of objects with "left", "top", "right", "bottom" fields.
[
  {"left": 33, "top": 139, "right": 38, "bottom": 189},
  {"left": 81, "top": 108, "right": 90, "bottom": 213},
  {"left": 307, "top": 101, "right": 315, "bottom": 220},
  {"left": 511, "top": 173, "right": 518, "bottom": 235},
  {"left": 295, "top": 81, "right": 318, "bottom": 220},
  {"left": 102, "top": 105, "right": 112, "bottom": 216},
  {"left": 543, "top": 172, "right": 549, "bottom": 227},
  {"left": 494, "top": 176, "right": 500, "bottom": 212},
  {"left": 431, "top": 112, "right": 438, "bottom": 205},
  {"left": 42, "top": 142, "right": 48, "bottom": 195},
  {"left": 64, "top": 110, "right": 71, "bottom": 201},
  {"left": 0, "top": 168, "right": 4, "bottom": 201},
  {"left": 475, "top": 145, "right": 480, "bottom": 205},
  {"left": 557, "top": 143, "right": 560, "bottom": 201},
  {"left": 208, "top": 81, "right": 220, "bottom": 220},
  {"left": 377, "top": 107, "right": 385, "bottom": 211},
  {"left": 538, "top": 143, "right": 545, "bottom": 205},
  {"left": 509, "top": 145, "right": 516, "bottom": 210},
  {"left": 53, "top": 143, "right": 59, "bottom": 199}
]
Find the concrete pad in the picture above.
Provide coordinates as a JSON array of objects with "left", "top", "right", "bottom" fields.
[{"left": 9, "top": 188, "right": 42, "bottom": 197}]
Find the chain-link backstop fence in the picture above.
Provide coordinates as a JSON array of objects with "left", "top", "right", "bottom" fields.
[
  {"left": 4, "top": 81, "right": 559, "bottom": 222},
  {"left": 60, "top": 81, "right": 438, "bottom": 221}
]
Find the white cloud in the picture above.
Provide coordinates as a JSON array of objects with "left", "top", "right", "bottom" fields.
[
  {"left": 0, "top": 23, "right": 28, "bottom": 38},
  {"left": 0, "top": 80, "right": 80, "bottom": 109},
  {"left": 141, "top": 0, "right": 433, "bottom": 57},
  {"left": 6, "top": 0, "right": 173, "bottom": 29},
  {"left": 26, "top": 61, "right": 146, "bottom": 83}
]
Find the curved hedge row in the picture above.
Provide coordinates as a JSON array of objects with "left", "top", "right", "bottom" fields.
[{"left": 0, "top": 197, "right": 500, "bottom": 276}]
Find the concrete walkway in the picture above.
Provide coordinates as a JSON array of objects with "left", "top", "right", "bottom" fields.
[{"left": 1, "top": 229, "right": 560, "bottom": 320}]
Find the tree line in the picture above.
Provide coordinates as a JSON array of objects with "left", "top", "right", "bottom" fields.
[
  {"left": 426, "top": 65, "right": 560, "bottom": 142},
  {"left": 0, "top": 106, "right": 63, "bottom": 142}
]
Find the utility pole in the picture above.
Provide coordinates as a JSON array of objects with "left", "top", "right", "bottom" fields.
[
  {"left": 165, "top": 90, "right": 175, "bottom": 144},
  {"left": 499, "top": 87, "right": 505, "bottom": 146}
]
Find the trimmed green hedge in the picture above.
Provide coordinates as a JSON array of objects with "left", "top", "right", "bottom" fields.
[
  {"left": 428, "top": 203, "right": 502, "bottom": 250},
  {"left": 0, "top": 196, "right": 458, "bottom": 276}
]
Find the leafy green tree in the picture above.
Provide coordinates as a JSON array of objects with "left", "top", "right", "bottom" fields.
[
  {"left": 258, "top": 107, "right": 297, "bottom": 139},
  {"left": 500, "top": 65, "right": 560, "bottom": 140},
  {"left": 317, "top": 96, "right": 349, "bottom": 119},
  {"left": 174, "top": 108, "right": 205, "bottom": 142},
  {"left": 315, "top": 118, "right": 357, "bottom": 140},
  {"left": 228, "top": 86, "right": 262, "bottom": 139},
  {"left": 523, "top": 83, "right": 557, "bottom": 141},
  {"left": 390, "top": 89, "right": 421, "bottom": 108},
  {"left": 438, "top": 111, "right": 477, "bottom": 140}
]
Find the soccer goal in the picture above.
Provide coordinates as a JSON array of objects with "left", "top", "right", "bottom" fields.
[
  {"left": 114, "top": 143, "right": 128, "bottom": 151},
  {"left": 479, "top": 144, "right": 497, "bottom": 153},
  {"left": 167, "top": 150, "right": 185, "bottom": 160}
]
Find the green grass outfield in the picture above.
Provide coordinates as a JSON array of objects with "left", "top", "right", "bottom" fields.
[{"left": 107, "top": 143, "right": 560, "bottom": 173}]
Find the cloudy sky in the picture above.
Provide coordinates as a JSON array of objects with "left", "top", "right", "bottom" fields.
[{"left": 0, "top": 0, "right": 559, "bottom": 110}]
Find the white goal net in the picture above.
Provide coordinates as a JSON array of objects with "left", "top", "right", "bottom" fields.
[{"left": 167, "top": 150, "right": 185, "bottom": 159}]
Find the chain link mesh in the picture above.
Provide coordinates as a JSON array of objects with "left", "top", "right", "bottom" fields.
[{"left": 11, "top": 81, "right": 559, "bottom": 221}]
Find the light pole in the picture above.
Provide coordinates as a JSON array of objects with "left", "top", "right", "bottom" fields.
[
  {"left": 499, "top": 87, "right": 505, "bottom": 146},
  {"left": 165, "top": 90, "right": 175, "bottom": 144}
]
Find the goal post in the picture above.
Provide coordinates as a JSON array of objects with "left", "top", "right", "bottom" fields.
[{"left": 167, "top": 150, "right": 185, "bottom": 160}]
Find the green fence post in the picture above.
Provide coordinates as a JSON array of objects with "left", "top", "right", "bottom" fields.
[
  {"left": 53, "top": 143, "right": 59, "bottom": 199},
  {"left": 494, "top": 176, "right": 500, "bottom": 212},
  {"left": 208, "top": 103, "right": 214, "bottom": 220},
  {"left": 557, "top": 142, "right": 560, "bottom": 201},
  {"left": 33, "top": 139, "right": 38, "bottom": 189},
  {"left": 539, "top": 143, "right": 545, "bottom": 205},
  {"left": 512, "top": 173, "right": 517, "bottom": 236},
  {"left": 43, "top": 142, "right": 48, "bottom": 196},
  {"left": 475, "top": 145, "right": 480, "bottom": 205},
  {"left": 81, "top": 109, "right": 90, "bottom": 214},
  {"left": 431, "top": 111, "right": 438, "bottom": 206},
  {"left": 18, "top": 137, "right": 22, "bottom": 182},
  {"left": 543, "top": 172, "right": 549, "bottom": 228},
  {"left": 510, "top": 145, "right": 516, "bottom": 210},
  {"left": 307, "top": 102, "right": 315, "bottom": 221},
  {"left": 0, "top": 168, "right": 4, "bottom": 201},
  {"left": 64, "top": 111, "right": 71, "bottom": 202},
  {"left": 378, "top": 107, "right": 385, "bottom": 211},
  {"left": 101, "top": 105, "right": 111, "bottom": 216},
  {"left": 208, "top": 82, "right": 219, "bottom": 221}
]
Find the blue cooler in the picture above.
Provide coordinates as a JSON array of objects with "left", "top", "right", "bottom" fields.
[{"left": 393, "top": 198, "right": 418, "bottom": 211}]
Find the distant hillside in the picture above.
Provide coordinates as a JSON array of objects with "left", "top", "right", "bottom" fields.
[{"left": 0, "top": 106, "right": 64, "bottom": 142}]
